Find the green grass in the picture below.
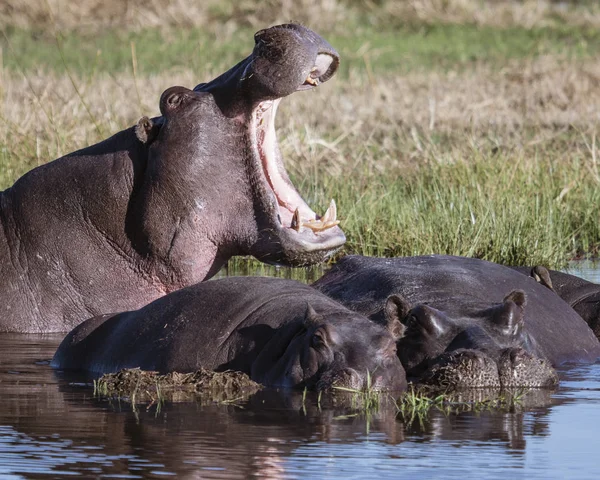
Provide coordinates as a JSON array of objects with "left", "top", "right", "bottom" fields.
[
  {"left": 3, "top": 22, "right": 600, "bottom": 78},
  {"left": 292, "top": 137, "right": 600, "bottom": 267}
]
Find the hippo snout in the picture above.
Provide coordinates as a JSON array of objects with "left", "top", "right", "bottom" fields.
[
  {"left": 251, "top": 23, "right": 340, "bottom": 98},
  {"left": 498, "top": 348, "right": 559, "bottom": 388}
]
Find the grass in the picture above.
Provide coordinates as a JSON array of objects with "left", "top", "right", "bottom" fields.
[
  {"left": 2, "top": 1, "right": 600, "bottom": 267},
  {"left": 396, "top": 385, "right": 529, "bottom": 426},
  {"left": 3, "top": 22, "right": 600, "bottom": 77},
  {"left": 326, "top": 372, "right": 531, "bottom": 423},
  {"left": 93, "top": 367, "right": 262, "bottom": 404}
]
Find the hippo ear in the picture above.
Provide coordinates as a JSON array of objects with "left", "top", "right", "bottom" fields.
[
  {"left": 490, "top": 290, "right": 526, "bottom": 336},
  {"left": 159, "top": 86, "right": 195, "bottom": 115},
  {"left": 504, "top": 290, "right": 527, "bottom": 308},
  {"left": 384, "top": 295, "right": 409, "bottom": 341},
  {"left": 303, "top": 304, "right": 323, "bottom": 327},
  {"left": 531, "top": 266, "right": 555, "bottom": 291},
  {"left": 135, "top": 116, "right": 162, "bottom": 145}
]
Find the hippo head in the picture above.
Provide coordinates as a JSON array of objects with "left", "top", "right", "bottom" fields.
[
  {"left": 132, "top": 24, "right": 345, "bottom": 286},
  {"left": 392, "top": 290, "right": 543, "bottom": 378},
  {"left": 251, "top": 305, "right": 407, "bottom": 392},
  {"left": 187, "top": 24, "right": 345, "bottom": 267}
]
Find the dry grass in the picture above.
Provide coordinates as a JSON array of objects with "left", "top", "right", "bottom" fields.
[
  {"left": 0, "top": 0, "right": 351, "bottom": 34},
  {"left": 377, "top": 0, "right": 600, "bottom": 29},
  {"left": 3, "top": 0, "right": 600, "bottom": 33},
  {"left": 2, "top": 55, "right": 598, "bottom": 183}
]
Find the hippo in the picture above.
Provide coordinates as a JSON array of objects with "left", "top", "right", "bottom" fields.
[
  {"left": 0, "top": 24, "right": 345, "bottom": 333},
  {"left": 51, "top": 277, "right": 407, "bottom": 392},
  {"left": 512, "top": 266, "right": 600, "bottom": 339},
  {"left": 313, "top": 255, "right": 600, "bottom": 386}
]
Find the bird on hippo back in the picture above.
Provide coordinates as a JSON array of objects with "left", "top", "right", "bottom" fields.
[
  {"left": 0, "top": 24, "right": 345, "bottom": 333},
  {"left": 313, "top": 255, "right": 600, "bottom": 389},
  {"left": 51, "top": 277, "right": 407, "bottom": 393}
]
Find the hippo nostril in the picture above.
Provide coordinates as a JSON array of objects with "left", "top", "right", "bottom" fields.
[{"left": 313, "top": 53, "right": 337, "bottom": 80}]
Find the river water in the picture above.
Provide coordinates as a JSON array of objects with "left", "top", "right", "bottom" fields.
[{"left": 0, "top": 261, "right": 599, "bottom": 479}]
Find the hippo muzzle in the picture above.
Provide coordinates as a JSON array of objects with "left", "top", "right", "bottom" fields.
[{"left": 195, "top": 24, "right": 345, "bottom": 266}]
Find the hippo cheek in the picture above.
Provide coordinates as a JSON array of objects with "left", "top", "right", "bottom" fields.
[{"left": 258, "top": 336, "right": 321, "bottom": 389}]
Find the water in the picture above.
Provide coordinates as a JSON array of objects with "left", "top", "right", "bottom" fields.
[{"left": 1, "top": 263, "right": 599, "bottom": 479}]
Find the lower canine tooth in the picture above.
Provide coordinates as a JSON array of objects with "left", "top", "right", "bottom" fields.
[
  {"left": 321, "top": 199, "right": 337, "bottom": 224},
  {"left": 291, "top": 208, "right": 301, "bottom": 231}
]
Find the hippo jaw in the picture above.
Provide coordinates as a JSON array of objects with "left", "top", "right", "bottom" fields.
[{"left": 249, "top": 96, "right": 346, "bottom": 266}]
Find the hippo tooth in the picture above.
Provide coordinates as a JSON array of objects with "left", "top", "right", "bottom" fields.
[
  {"left": 291, "top": 208, "right": 301, "bottom": 231},
  {"left": 301, "top": 199, "right": 340, "bottom": 232},
  {"left": 304, "top": 75, "right": 319, "bottom": 87},
  {"left": 321, "top": 199, "right": 337, "bottom": 224}
]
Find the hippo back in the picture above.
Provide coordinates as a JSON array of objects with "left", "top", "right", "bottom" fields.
[
  {"left": 314, "top": 255, "right": 600, "bottom": 365},
  {"left": 53, "top": 277, "right": 347, "bottom": 374}
]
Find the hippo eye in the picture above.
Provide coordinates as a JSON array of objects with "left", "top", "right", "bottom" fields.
[{"left": 311, "top": 334, "right": 325, "bottom": 349}]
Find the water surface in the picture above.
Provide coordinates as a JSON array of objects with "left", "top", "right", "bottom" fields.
[{"left": 0, "top": 262, "right": 599, "bottom": 479}]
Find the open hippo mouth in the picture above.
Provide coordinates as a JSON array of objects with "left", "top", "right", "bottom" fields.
[
  {"left": 253, "top": 95, "right": 339, "bottom": 235},
  {"left": 195, "top": 24, "right": 346, "bottom": 266}
]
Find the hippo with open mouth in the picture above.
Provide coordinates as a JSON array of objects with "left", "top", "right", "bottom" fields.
[
  {"left": 313, "top": 255, "right": 600, "bottom": 388},
  {"left": 51, "top": 277, "right": 407, "bottom": 392},
  {"left": 0, "top": 24, "right": 345, "bottom": 333}
]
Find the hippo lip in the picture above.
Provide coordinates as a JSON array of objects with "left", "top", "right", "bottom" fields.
[{"left": 250, "top": 94, "right": 346, "bottom": 256}]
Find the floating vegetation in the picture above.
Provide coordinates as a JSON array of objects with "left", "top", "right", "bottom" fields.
[
  {"left": 395, "top": 384, "right": 552, "bottom": 426},
  {"left": 93, "top": 368, "right": 262, "bottom": 405}
]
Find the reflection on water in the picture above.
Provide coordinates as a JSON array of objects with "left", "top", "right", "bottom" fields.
[
  {"left": 215, "top": 257, "right": 326, "bottom": 283},
  {"left": 1, "top": 333, "right": 599, "bottom": 479},
  {"left": 1, "top": 259, "right": 599, "bottom": 478}
]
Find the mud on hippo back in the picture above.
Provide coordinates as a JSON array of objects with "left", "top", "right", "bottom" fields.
[
  {"left": 512, "top": 265, "right": 600, "bottom": 340},
  {"left": 313, "top": 255, "right": 600, "bottom": 387},
  {"left": 0, "top": 24, "right": 345, "bottom": 333},
  {"left": 51, "top": 277, "right": 407, "bottom": 392}
]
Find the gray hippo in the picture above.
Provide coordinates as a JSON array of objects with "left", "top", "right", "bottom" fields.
[
  {"left": 313, "top": 255, "right": 600, "bottom": 385},
  {"left": 51, "top": 277, "right": 407, "bottom": 392},
  {"left": 0, "top": 24, "right": 345, "bottom": 333},
  {"left": 512, "top": 266, "right": 600, "bottom": 340}
]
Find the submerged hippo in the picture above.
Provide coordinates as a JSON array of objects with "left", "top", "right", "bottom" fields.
[
  {"left": 313, "top": 255, "right": 600, "bottom": 386},
  {"left": 51, "top": 277, "right": 407, "bottom": 392},
  {"left": 0, "top": 24, "right": 345, "bottom": 333},
  {"left": 512, "top": 266, "right": 600, "bottom": 339}
]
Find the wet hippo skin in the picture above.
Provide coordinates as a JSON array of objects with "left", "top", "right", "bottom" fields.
[
  {"left": 0, "top": 24, "right": 345, "bottom": 333},
  {"left": 52, "top": 277, "right": 407, "bottom": 392},
  {"left": 512, "top": 266, "right": 600, "bottom": 340},
  {"left": 313, "top": 255, "right": 600, "bottom": 386}
]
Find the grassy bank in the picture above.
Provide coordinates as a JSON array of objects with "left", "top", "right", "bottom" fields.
[
  {"left": 3, "top": 22, "right": 600, "bottom": 77},
  {"left": 1, "top": 1, "right": 599, "bottom": 268}
]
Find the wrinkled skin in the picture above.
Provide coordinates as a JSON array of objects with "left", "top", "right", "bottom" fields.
[
  {"left": 0, "top": 24, "right": 345, "bottom": 333},
  {"left": 512, "top": 266, "right": 600, "bottom": 340},
  {"left": 313, "top": 255, "right": 600, "bottom": 387},
  {"left": 52, "top": 277, "right": 406, "bottom": 392}
]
